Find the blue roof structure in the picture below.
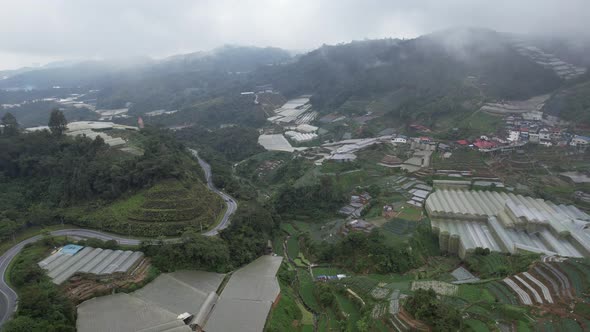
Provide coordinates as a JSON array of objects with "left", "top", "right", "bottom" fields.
[{"left": 61, "top": 244, "right": 84, "bottom": 255}]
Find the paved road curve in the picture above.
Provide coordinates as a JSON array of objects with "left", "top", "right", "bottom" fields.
[
  {"left": 190, "top": 149, "right": 237, "bottom": 236},
  {"left": 0, "top": 150, "right": 236, "bottom": 328}
]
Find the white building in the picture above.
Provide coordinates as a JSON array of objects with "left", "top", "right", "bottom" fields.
[
  {"left": 539, "top": 129, "right": 551, "bottom": 141},
  {"left": 508, "top": 130, "right": 520, "bottom": 142},
  {"left": 522, "top": 110, "right": 543, "bottom": 121},
  {"left": 570, "top": 135, "right": 590, "bottom": 147},
  {"left": 392, "top": 135, "right": 408, "bottom": 144},
  {"left": 329, "top": 153, "right": 357, "bottom": 162}
]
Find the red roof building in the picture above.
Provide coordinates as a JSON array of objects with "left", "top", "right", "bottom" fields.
[
  {"left": 473, "top": 139, "right": 497, "bottom": 149},
  {"left": 456, "top": 140, "right": 469, "bottom": 146}
]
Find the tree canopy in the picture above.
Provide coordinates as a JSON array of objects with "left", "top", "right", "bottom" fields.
[
  {"left": 1, "top": 112, "right": 19, "bottom": 136},
  {"left": 48, "top": 109, "right": 67, "bottom": 135}
]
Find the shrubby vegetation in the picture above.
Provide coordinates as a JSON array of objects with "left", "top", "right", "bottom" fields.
[
  {"left": 175, "top": 125, "right": 263, "bottom": 199},
  {"left": 3, "top": 237, "right": 76, "bottom": 332},
  {"left": 176, "top": 125, "right": 264, "bottom": 163},
  {"left": 141, "top": 230, "right": 231, "bottom": 272},
  {"left": 312, "top": 230, "right": 416, "bottom": 274},
  {"left": 465, "top": 250, "right": 539, "bottom": 278},
  {"left": 404, "top": 288, "right": 461, "bottom": 332},
  {"left": 142, "top": 201, "right": 280, "bottom": 271},
  {"left": 220, "top": 201, "right": 281, "bottom": 267},
  {"left": 0, "top": 117, "right": 217, "bottom": 237},
  {"left": 543, "top": 78, "right": 590, "bottom": 126},
  {"left": 274, "top": 176, "right": 346, "bottom": 218}
]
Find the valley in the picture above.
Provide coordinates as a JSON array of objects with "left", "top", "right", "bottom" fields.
[{"left": 1, "top": 26, "right": 590, "bottom": 332}]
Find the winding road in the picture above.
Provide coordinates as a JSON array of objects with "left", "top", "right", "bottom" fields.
[
  {"left": 0, "top": 150, "right": 237, "bottom": 328},
  {"left": 190, "top": 149, "right": 237, "bottom": 236}
]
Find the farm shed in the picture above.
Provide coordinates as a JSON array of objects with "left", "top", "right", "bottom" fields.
[{"left": 426, "top": 189, "right": 590, "bottom": 259}]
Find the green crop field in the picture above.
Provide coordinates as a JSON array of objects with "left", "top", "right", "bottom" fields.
[
  {"left": 397, "top": 206, "right": 422, "bottom": 221},
  {"left": 339, "top": 276, "right": 379, "bottom": 296},
  {"left": 267, "top": 282, "right": 302, "bottom": 332},
  {"left": 382, "top": 218, "right": 418, "bottom": 236},
  {"left": 558, "top": 263, "right": 585, "bottom": 297},
  {"left": 75, "top": 178, "right": 224, "bottom": 237},
  {"left": 458, "top": 285, "right": 495, "bottom": 303},
  {"left": 465, "top": 252, "right": 539, "bottom": 278},
  {"left": 297, "top": 270, "right": 320, "bottom": 312},
  {"left": 334, "top": 293, "right": 361, "bottom": 331},
  {"left": 465, "top": 319, "right": 490, "bottom": 332},
  {"left": 273, "top": 237, "right": 285, "bottom": 256},
  {"left": 560, "top": 319, "right": 583, "bottom": 332},
  {"left": 287, "top": 237, "right": 300, "bottom": 259},
  {"left": 313, "top": 267, "right": 344, "bottom": 276},
  {"left": 485, "top": 282, "right": 518, "bottom": 305},
  {"left": 281, "top": 223, "right": 298, "bottom": 235}
]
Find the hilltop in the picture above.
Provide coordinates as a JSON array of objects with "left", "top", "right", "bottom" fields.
[
  {"left": 2, "top": 28, "right": 588, "bottom": 132},
  {"left": 0, "top": 125, "right": 224, "bottom": 239}
]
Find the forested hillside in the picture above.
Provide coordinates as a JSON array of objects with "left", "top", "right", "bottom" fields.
[
  {"left": 543, "top": 75, "right": 590, "bottom": 126},
  {"left": 0, "top": 28, "right": 575, "bottom": 130},
  {"left": 251, "top": 29, "right": 561, "bottom": 126},
  {"left": 0, "top": 125, "right": 223, "bottom": 239}
]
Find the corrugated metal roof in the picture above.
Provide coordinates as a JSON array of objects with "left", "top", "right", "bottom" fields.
[
  {"left": 427, "top": 189, "right": 590, "bottom": 258},
  {"left": 39, "top": 247, "right": 144, "bottom": 284}
]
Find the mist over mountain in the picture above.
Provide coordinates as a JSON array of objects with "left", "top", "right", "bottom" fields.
[{"left": 1, "top": 27, "right": 589, "bottom": 128}]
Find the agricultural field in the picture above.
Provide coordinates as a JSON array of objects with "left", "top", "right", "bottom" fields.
[
  {"left": 431, "top": 149, "right": 493, "bottom": 177},
  {"left": 287, "top": 237, "right": 301, "bottom": 260},
  {"left": 334, "top": 293, "right": 361, "bottom": 331},
  {"left": 381, "top": 219, "right": 418, "bottom": 237},
  {"left": 297, "top": 269, "right": 321, "bottom": 312},
  {"left": 338, "top": 276, "right": 379, "bottom": 297},
  {"left": 396, "top": 206, "right": 423, "bottom": 221},
  {"left": 71, "top": 179, "right": 224, "bottom": 237},
  {"left": 465, "top": 252, "right": 539, "bottom": 278},
  {"left": 457, "top": 285, "right": 495, "bottom": 303}
]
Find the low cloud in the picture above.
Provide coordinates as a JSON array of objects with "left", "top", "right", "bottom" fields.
[{"left": 1, "top": 0, "right": 589, "bottom": 69}]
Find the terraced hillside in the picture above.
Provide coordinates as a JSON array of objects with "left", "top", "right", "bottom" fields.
[
  {"left": 128, "top": 180, "right": 220, "bottom": 223},
  {"left": 74, "top": 179, "right": 225, "bottom": 237}
]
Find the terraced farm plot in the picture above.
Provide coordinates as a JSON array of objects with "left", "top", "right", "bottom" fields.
[
  {"left": 280, "top": 223, "right": 297, "bottom": 235},
  {"left": 397, "top": 206, "right": 422, "bottom": 221},
  {"left": 273, "top": 237, "right": 285, "bottom": 256},
  {"left": 77, "top": 178, "right": 224, "bottom": 236},
  {"left": 411, "top": 280, "right": 458, "bottom": 296},
  {"left": 486, "top": 282, "right": 519, "bottom": 305},
  {"left": 432, "top": 150, "right": 492, "bottom": 176},
  {"left": 317, "top": 308, "right": 340, "bottom": 332},
  {"left": 312, "top": 267, "right": 344, "bottom": 276},
  {"left": 334, "top": 293, "right": 361, "bottom": 330},
  {"left": 128, "top": 180, "right": 221, "bottom": 223},
  {"left": 382, "top": 218, "right": 417, "bottom": 236},
  {"left": 465, "top": 319, "right": 490, "bottom": 332},
  {"left": 287, "top": 237, "right": 300, "bottom": 260},
  {"left": 370, "top": 287, "right": 391, "bottom": 300},
  {"left": 556, "top": 262, "right": 586, "bottom": 297},
  {"left": 458, "top": 285, "right": 495, "bottom": 303},
  {"left": 559, "top": 319, "right": 584, "bottom": 332},
  {"left": 297, "top": 270, "right": 320, "bottom": 312},
  {"left": 339, "top": 276, "right": 379, "bottom": 296},
  {"left": 466, "top": 253, "right": 538, "bottom": 279}
]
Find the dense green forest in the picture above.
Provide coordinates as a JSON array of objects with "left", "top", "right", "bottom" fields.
[
  {"left": 0, "top": 116, "right": 209, "bottom": 239},
  {"left": 1, "top": 28, "right": 573, "bottom": 131},
  {"left": 404, "top": 288, "right": 461, "bottom": 331},
  {"left": 3, "top": 237, "right": 76, "bottom": 332},
  {"left": 543, "top": 76, "right": 590, "bottom": 126}
]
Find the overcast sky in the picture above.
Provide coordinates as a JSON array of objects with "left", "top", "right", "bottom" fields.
[{"left": 1, "top": 0, "right": 589, "bottom": 70}]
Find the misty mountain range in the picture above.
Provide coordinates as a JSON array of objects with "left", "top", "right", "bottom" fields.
[{"left": 1, "top": 27, "right": 589, "bottom": 127}]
